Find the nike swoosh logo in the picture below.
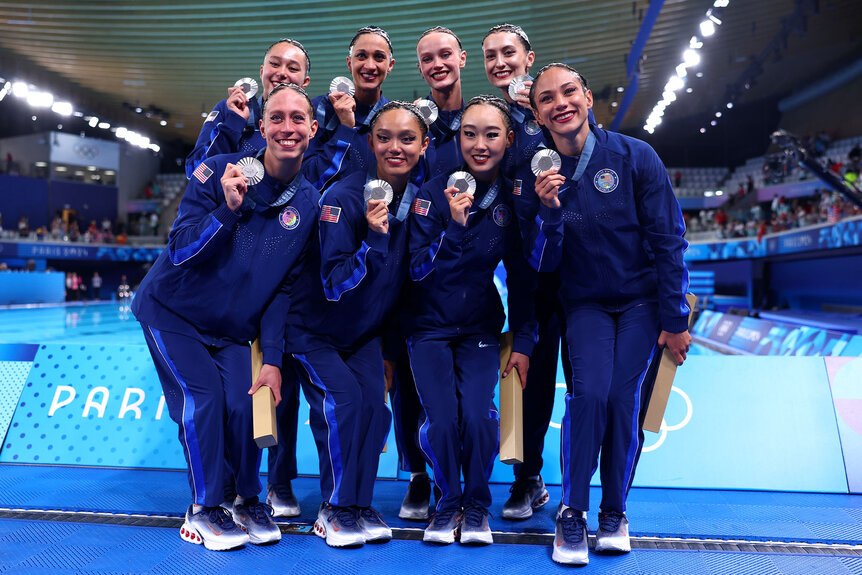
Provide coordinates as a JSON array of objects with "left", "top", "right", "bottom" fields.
[{"left": 478, "top": 342, "right": 490, "bottom": 348}]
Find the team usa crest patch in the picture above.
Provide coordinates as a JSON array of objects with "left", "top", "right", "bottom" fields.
[
  {"left": 525, "top": 120, "right": 542, "bottom": 135},
  {"left": 513, "top": 179, "right": 522, "bottom": 196},
  {"left": 279, "top": 206, "right": 300, "bottom": 230},
  {"left": 320, "top": 205, "right": 341, "bottom": 223},
  {"left": 594, "top": 168, "right": 619, "bottom": 193},
  {"left": 192, "top": 162, "right": 213, "bottom": 184},
  {"left": 411, "top": 198, "right": 431, "bottom": 216},
  {"left": 493, "top": 204, "right": 512, "bottom": 227}
]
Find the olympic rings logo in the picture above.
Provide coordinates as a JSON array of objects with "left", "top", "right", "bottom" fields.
[
  {"left": 548, "top": 383, "right": 693, "bottom": 452},
  {"left": 74, "top": 143, "right": 100, "bottom": 160}
]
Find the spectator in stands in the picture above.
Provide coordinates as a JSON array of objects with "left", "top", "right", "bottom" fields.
[
  {"left": 0, "top": 262, "right": 8, "bottom": 271},
  {"left": 76, "top": 274, "right": 87, "bottom": 300},
  {"left": 746, "top": 175, "right": 754, "bottom": 195},
  {"left": 149, "top": 212, "right": 159, "bottom": 236},
  {"left": 17, "top": 215, "right": 30, "bottom": 238},
  {"left": 674, "top": 170, "right": 681, "bottom": 188},
  {"left": 92, "top": 272, "right": 102, "bottom": 300},
  {"left": 850, "top": 143, "right": 861, "bottom": 163},
  {"left": 50, "top": 213, "right": 64, "bottom": 239},
  {"left": 86, "top": 220, "right": 100, "bottom": 242},
  {"left": 750, "top": 203, "right": 762, "bottom": 223}
]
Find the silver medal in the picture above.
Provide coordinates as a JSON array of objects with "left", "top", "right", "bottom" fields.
[
  {"left": 447, "top": 171, "right": 476, "bottom": 197},
  {"left": 508, "top": 74, "right": 533, "bottom": 101},
  {"left": 329, "top": 76, "right": 356, "bottom": 97},
  {"left": 237, "top": 156, "right": 265, "bottom": 186},
  {"left": 530, "top": 149, "right": 562, "bottom": 176},
  {"left": 234, "top": 77, "right": 259, "bottom": 99},
  {"left": 415, "top": 98, "right": 439, "bottom": 125},
  {"left": 363, "top": 179, "right": 394, "bottom": 206}
]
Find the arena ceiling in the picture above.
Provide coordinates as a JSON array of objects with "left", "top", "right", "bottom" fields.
[{"left": 0, "top": 0, "right": 860, "bottom": 147}]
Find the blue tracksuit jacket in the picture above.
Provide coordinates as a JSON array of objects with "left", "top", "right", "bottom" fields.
[
  {"left": 407, "top": 171, "right": 537, "bottom": 355},
  {"left": 133, "top": 151, "right": 319, "bottom": 368},
  {"left": 185, "top": 97, "right": 265, "bottom": 179},
  {"left": 423, "top": 95, "right": 464, "bottom": 179},
  {"left": 286, "top": 166, "right": 425, "bottom": 352},
  {"left": 523, "top": 126, "right": 691, "bottom": 332},
  {"left": 301, "top": 93, "right": 390, "bottom": 192}
]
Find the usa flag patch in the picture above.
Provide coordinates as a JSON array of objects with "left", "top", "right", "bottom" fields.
[
  {"left": 411, "top": 198, "right": 431, "bottom": 216},
  {"left": 513, "top": 179, "right": 522, "bottom": 196},
  {"left": 320, "top": 205, "right": 341, "bottom": 223},
  {"left": 205, "top": 110, "right": 219, "bottom": 123},
  {"left": 192, "top": 162, "right": 213, "bottom": 184}
]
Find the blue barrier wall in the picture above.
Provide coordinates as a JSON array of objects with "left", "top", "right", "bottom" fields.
[
  {"left": 0, "top": 175, "right": 50, "bottom": 229},
  {"left": 0, "top": 342, "right": 855, "bottom": 494},
  {"left": 0, "top": 272, "right": 65, "bottom": 305},
  {"left": 49, "top": 181, "right": 118, "bottom": 227},
  {"left": 692, "top": 310, "right": 862, "bottom": 357}
]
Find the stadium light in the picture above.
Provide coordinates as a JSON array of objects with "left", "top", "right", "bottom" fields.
[
  {"left": 700, "top": 20, "right": 716, "bottom": 37},
  {"left": 51, "top": 101, "right": 73, "bottom": 116}
]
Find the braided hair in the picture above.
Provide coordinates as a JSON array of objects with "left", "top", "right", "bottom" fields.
[{"left": 463, "top": 94, "right": 513, "bottom": 132}]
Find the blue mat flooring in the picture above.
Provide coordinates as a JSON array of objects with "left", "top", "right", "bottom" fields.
[
  {"left": 2, "top": 464, "right": 861, "bottom": 545},
  {"left": 1, "top": 517, "right": 861, "bottom": 575}
]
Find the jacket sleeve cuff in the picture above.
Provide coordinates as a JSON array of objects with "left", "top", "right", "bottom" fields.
[
  {"left": 213, "top": 202, "right": 242, "bottom": 223},
  {"left": 333, "top": 123, "right": 358, "bottom": 140},
  {"left": 661, "top": 315, "right": 690, "bottom": 334},
  {"left": 512, "top": 334, "right": 537, "bottom": 358},
  {"left": 539, "top": 204, "right": 562, "bottom": 225},
  {"left": 366, "top": 229, "right": 390, "bottom": 255},
  {"left": 223, "top": 110, "right": 248, "bottom": 136},
  {"left": 444, "top": 218, "right": 467, "bottom": 242},
  {"left": 262, "top": 346, "right": 283, "bottom": 370}
]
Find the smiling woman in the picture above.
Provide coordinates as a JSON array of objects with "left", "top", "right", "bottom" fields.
[
  {"left": 518, "top": 62, "right": 691, "bottom": 566},
  {"left": 404, "top": 95, "right": 536, "bottom": 546},
  {"left": 301, "top": 26, "right": 396, "bottom": 192},
  {"left": 281, "top": 101, "right": 429, "bottom": 549},
  {"left": 130, "top": 82, "right": 321, "bottom": 552},
  {"left": 185, "top": 38, "right": 312, "bottom": 179},
  {"left": 415, "top": 26, "right": 466, "bottom": 177}
]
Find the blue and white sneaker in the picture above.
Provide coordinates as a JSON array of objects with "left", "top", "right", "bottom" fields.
[
  {"left": 595, "top": 510, "right": 630, "bottom": 553},
  {"left": 267, "top": 483, "right": 301, "bottom": 518},
  {"left": 314, "top": 502, "right": 364, "bottom": 547},
  {"left": 231, "top": 498, "right": 281, "bottom": 544},
  {"left": 180, "top": 505, "right": 249, "bottom": 551},
  {"left": 552, "top": 507, "right": 589, "bottom": 565},
  {"left": 357, "top": 506, "right": 392, "bottom": 542},
  {"left": 398, "top": 474, "right": 432, "bottom": 520},
  {"left": 502, "top": 475, "right": 550, "bottom": 520},
  {"left": 459, "top": 503, "right": 493, "bottom": 545},
  {"left": 423, "top": 507, "right": 462, "bottom": 544}
]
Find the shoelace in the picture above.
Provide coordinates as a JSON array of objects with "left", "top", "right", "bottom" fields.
[
  {"left": 327, "top": 505, "right": 358, "bottom": 527},
  {"left": 509, "top": 478, "right": 528, "bottom": 496},
  {"left": 558, "top": 510, "right": 586, "bottom": 543},
  {"left": 206, "top": 506, "right": 237, "bottom": 529},
  {"left": 359, "top": 507, "right": 383, "bottom": 524},
  {"left": 598, "top": 511, "right": 624, "bottom": 533},
  {"left": 432, "top": 507, "right": 460, "bottom": 526},
  {"left": 244, "top": 501, "right": 275, "bottom": 524},
  {"left": 462, "top": 505, "right": 488, "bottom": 528}
]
